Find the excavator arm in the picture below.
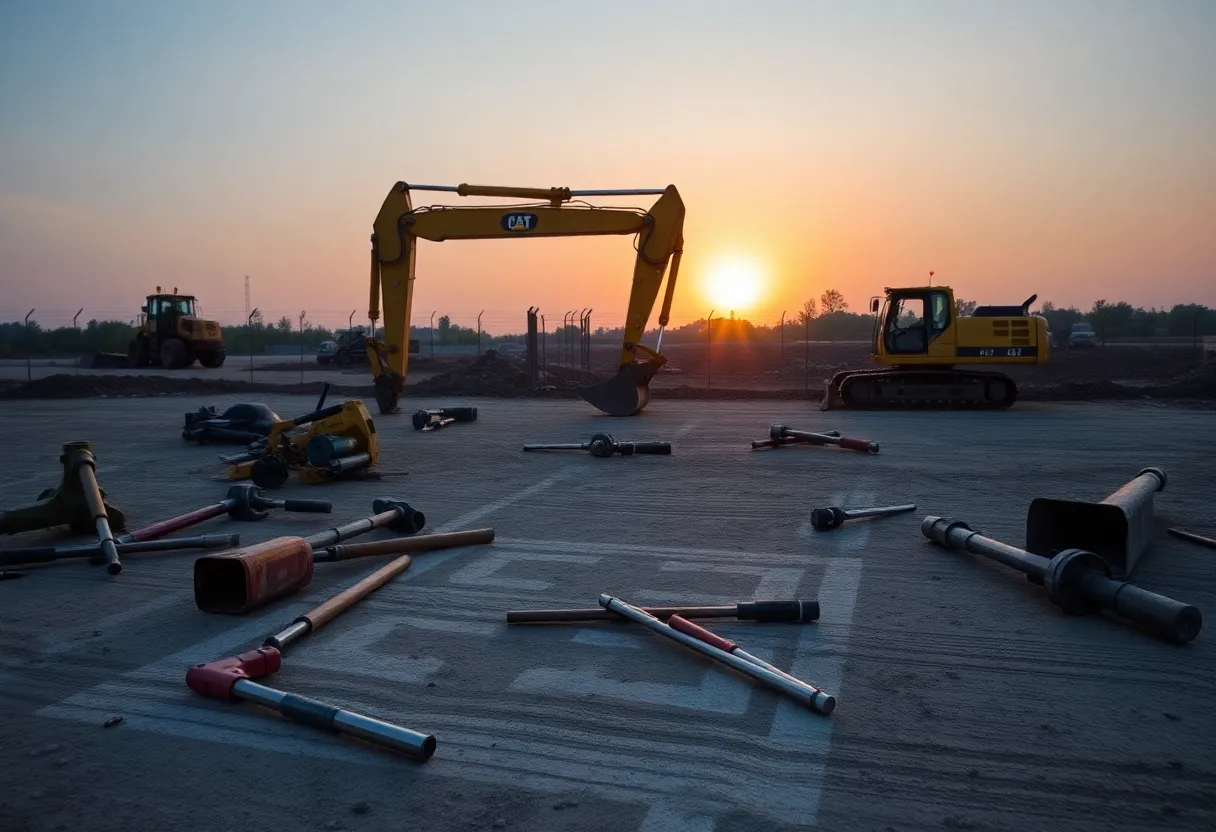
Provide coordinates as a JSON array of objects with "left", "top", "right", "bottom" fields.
[{"left": 365, "top": 181, "right": 685, "bottom": 416}]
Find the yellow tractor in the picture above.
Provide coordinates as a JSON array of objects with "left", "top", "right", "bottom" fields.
[
  {"left": 127, "top": 287, "right": 226, "bottom": 369},
  {"left": 821, "top": 285, "right": 1050, "bottom": 410}
]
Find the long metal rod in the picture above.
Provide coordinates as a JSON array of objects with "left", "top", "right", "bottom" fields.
[
  {"left": 599, "top": 594, "right": 834, "bottom": 715},
  {"left": 0, "top": 533, "right": 239, "bottom": 568},
  {"left": 231, "top": 678, "right": 435, "bottom": 760},
  {"left": 404, "top": 185, "right": 665, "bottom": 197},
  {"left": 507, "top": 599, "right": 820, "bottom": 624},
  {"left": 843, "top": 503, "right": 918, "bottom": 520},
  {"left": 1168, "top": 527, "right": 1216, "bottom": 550}
]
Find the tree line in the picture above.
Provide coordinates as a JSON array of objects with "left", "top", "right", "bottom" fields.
[{"left": 2, "top": 290, "right": 1214, "bottom": 359}]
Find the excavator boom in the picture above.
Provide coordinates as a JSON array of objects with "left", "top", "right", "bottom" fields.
[{"left": 366, "top": 181, "right": 685, "bottom": 416}]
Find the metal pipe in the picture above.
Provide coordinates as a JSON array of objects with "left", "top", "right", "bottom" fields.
[
  {"left": 667, "top": 615, "right": 835, "bottom": 712},
  {"left": 231, "top": 678, "right": 435, "bottom": 760},
  {"left": 599, "top": 594, "right": 835, "bottom": 714},
  {"left": 810, "top": 503, "right": 917, "bottom": 531},
  {"left": 569, "top": 189, "right": 666, "bottom": 196},
  {"left": 1168, "top": 528, "right": 1216, "bottom": 550},
  {"left": 77, "top": 460, "right": 121, "bottom": 575},
  {"left": 0, "top": 533, "right": 240, "bottom": 568},
  {"left": 506, "top": 599, "right": 820, "bottom": 624},
  {"left": 921, "top": 515, "right": 1202, "bottom": 644},
  {"left": 328, "top": 452, "right": 371, "bottom": 472},
  {"left": 303, "top": 503, "right": 419, "bottom": 549}
]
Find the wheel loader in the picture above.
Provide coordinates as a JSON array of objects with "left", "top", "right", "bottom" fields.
[
  {"left": 126, "top": 288, "right": 226, "bottom": 369},
  {"left": 820, "top": 284, "right": 1050, "bottom": 410}
]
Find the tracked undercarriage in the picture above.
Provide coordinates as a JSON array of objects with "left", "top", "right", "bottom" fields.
[{"left": 820, "top": 367, "right": 1018, "bottom": 411}]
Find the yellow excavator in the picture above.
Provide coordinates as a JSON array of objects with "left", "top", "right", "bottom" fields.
[
  {"left": 363, "top": 181, "right": 685, "bottom": 417},
  {"left": 821, "top": 284, "right": 1050, "bottom": 410}
]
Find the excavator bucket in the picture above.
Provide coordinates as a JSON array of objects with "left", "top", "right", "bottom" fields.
[{"left": 577, "top": 361, "right": 661, "bottom": 417}]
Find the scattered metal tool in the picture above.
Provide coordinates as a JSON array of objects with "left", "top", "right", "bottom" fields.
[
  {"left": 921, "top": 515, "right": 1202, "bottom": 645},
  {"left": 193, "top": 497, "right": 427, "bottom": 614},
  {"left": 264, "top": 528, "right": 494, "bottom": 649},
  {"left": 770, "top": 424, "right": 879, "bottom": 454},
  {"left": 0, "top": 485, "right": 329, "bottom": 571},
  {"left": 0, "top": 440, "right": 127, "bottom": 537},
  {"left": 507, "top": 599, "right": 820, "bottom": 624},
  {"left": 667, "top": 614, "right": 829, "bottom": 704},
  {"left": 1025, "top": 467, "right": 1167, "bottom": 578},
  {"left": 186, "top": 647, "right": 435, "bottom": 761},
  {"left": 599, "top": 594, "right": 836, "bottom": 714},
  {"left": 811, "top": 503, "right": 917, "bottom": 531},
  {"left": 411, "top": 406, "right": 478, "bottom": 431},
  {"left": 751, "top": 430, "right": 841, "bottom": 450},
  {"left": 1168, "top": 528, "right": 1216, "bottom": 550},
  {"left": 522, "top": 432, "right": 672, "bottom": 457},
  {"left": 0, "top": 532, "right": 238, "bottom": 570},
  {"left": 183, "top": 402, "right": 283, "bottom": 444}
]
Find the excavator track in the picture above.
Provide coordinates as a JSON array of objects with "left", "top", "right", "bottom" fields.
[{"left": 821, "top": 368, "right": 1018, "bottom": 411}]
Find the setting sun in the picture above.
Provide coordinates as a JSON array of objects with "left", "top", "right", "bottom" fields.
[{"left": 704, "top": 257, "right": 765, "bottom": 311}]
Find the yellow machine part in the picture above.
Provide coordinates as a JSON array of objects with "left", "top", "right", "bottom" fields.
[
  {"left": 228, "top": 400, "right": 379, "bottom": 485},
  {"left": 822, "top": 285, "right": 1050, "bottom": 410},
  {"left": 363, "top": 181, "right": 686, "bottom": 417}
]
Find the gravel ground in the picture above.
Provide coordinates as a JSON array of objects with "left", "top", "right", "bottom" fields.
[{"left": 1, "top": 394, "right": 1213, "bottom": 832}]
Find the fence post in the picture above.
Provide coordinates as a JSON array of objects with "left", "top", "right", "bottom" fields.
[
  {"left": 430, "top": 311, "right": 436, "bottom": 357},
  {"left": 779, "top": 310, "right": 786, "bottom": 372},
  {"left": 478, "top": 310, "right": 484, "bottom": 356},
  {"left": 804, "top": 316, "right": 810, "bottom": 392},
  {"left": 247, "top": 308, "right": 259, "bottom": 383},
  {"left": 541, "top": 314, "right": 547, "bottom": 377},
  {"left": 298, "top": 310, "right": 306, "bottom": 383},
  {"left": 24, "top": 309, "right": 35, "bottom": 382},
  {"left": 707, "top": 310, "right": 715, "bottom": 388},
  {"left": 73, "top": 308, "right": 83, "bottom": 375}
]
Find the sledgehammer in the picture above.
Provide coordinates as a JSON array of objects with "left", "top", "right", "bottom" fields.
[
  {"left": 193, "top": 497, "right": 427, "bottom": 614},
  {"left": 770, "top": 424, "right": 879, "bottom": 454},
  {"left": 186, "top": 647, "right": 435, "bottom": 761}
]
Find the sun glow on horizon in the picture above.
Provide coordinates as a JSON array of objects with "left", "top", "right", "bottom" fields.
[{"left": 704, "top": 256, "right": 766, "bottom": 312}]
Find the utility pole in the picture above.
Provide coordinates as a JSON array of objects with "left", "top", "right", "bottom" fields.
[{"left": 244, "top": 275, "right": 250, "bottom": 323}]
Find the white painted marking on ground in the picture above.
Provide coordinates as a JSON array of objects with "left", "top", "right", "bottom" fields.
[
  {"left": 399, "top": 615, "right": 498, "bottom": 636},
  {"left": 571, "top": 629, "right": 644, "bottom": 649},
  {"left": 42, "top": 591, "right": 190, "bottom": 655},
  {"left": 289, "top": 619, "right": 444, "bottom": 684},
  {"left": 510, "top": 664, "right": 752, "bottom": 714},
  {"left": 675, "top": 422, "right": 699, "bottom": 438},
  {"left": 640, "top": 801, "right": 722, "bottom": 832},
  {"left": 448, "top": 551, "right": 601, "bottom": 592}
]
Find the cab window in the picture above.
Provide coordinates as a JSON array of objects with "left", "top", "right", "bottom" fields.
[{"left": 930, "top": 291, "right": 950, "bottom": 336}]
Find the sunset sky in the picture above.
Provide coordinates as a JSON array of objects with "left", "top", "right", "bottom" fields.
[{"left": 2, "top": 0, "right": 1213, "bottom": 333}]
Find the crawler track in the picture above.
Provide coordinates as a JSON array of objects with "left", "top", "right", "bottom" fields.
[{"left": 822, "top": 367, "right": 1018, "bottom": 411}]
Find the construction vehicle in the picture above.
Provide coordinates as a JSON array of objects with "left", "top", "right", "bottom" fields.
[
  {"left": 317, "top": 327, "right": 368, "bottom": 365},
  {"left": 821, "top": 285, "right": 1049, "bottom": 410},
  {"left": 127, "top": 287, "right": 226, "bottom": 369},
  {"left": 364, "top": 181, "right": 685, "bottom": 417}
]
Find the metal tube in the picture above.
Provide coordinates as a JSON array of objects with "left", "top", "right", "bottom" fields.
[
  {"left": 507, "top": 599, "right": 819, "bottom": 624},
  {"left": 303, "top": 507, "right": 404, "bottom": 549},
  {"left": 568, "top": 189, "right": 666, "bottom": 196},
  {"left": 1168, "top": 528, "right": 1216, "bottom": 550},
  {"left": 231, "top": 678, "right": 435, "bottom": 761},
  {"left": 599, "top": 595, "right": 833, "bottom": 714},
  {"left": 78, "top": 462, "right": 121, "bottom": 575},
  {"left": 522, "top": 443, "right": 585, "bottom": 452},
  {"left": 842, "top": 504, "right": 918, "bottom": 520},
  {"left": 923, "top": 516, "right": 1048, "bottom": 580},
  {"left": 403, "top": 184, "right": 461, "bottom": 193},
  {"left": 1, "top": 532, "right": 240, "bottom": 568},
  {"left": 328, "top": 452, "right": 371, "bottom": 472},
  {"left": 654, "top": 325, "right": 665, "bottom": 353}
]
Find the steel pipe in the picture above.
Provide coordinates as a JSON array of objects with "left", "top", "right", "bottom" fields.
[
  {"left": 598, "top": 594, "right": 835, "bottom": 714},
  {"left": 921, "top": 515, "right": 1202, "bottom": 645},
  {"left": 507, "top": 599, "right": 820, "bottom": 624}
]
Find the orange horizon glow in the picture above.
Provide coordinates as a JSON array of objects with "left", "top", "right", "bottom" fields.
[{"left": 0, "top": 3, "right": 1213, "bottom": 333}]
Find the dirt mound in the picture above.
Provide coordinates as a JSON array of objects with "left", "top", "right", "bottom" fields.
[
  {"left": 0, "top": 374, "right": 371, "bottom": 400},
  {"left": 404, "top": 350, "right": 602, "bottom": 398}
]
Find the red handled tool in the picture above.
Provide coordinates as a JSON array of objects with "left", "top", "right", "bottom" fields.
[{"left": 769, "top": 424, "right": 879, "bottom": 454}]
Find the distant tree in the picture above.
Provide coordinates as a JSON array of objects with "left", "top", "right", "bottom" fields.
[
  {"left": 797, "top": 298, "right": 818, "bottom": 325},
  {"left": 955, "top": 297, "right": 978, "bottom": 317},
  {"left": 275, "top": 316, "right": 293, "bottom": 333},
  {"left": 820, "top": 289, "right": 848, "bottom": 315}
]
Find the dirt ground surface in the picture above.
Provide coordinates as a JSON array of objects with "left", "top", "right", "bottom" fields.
[
  {"left": 1, "top": 394, "right": 1214, "bottom": 832},
  {"left": 1, "top": 342, "right": 1214, "bottom": 405}
]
